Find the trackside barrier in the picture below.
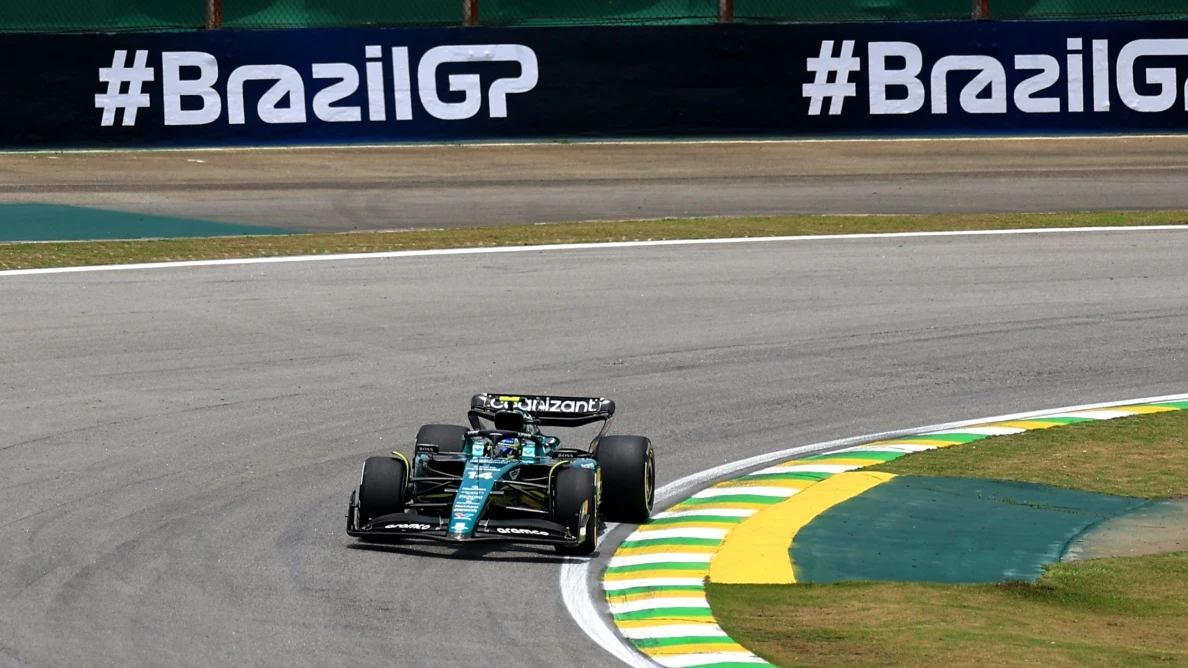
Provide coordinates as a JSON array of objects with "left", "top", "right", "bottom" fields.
[{"left": 2, "top": 20, "right": 1188, "bottom": 149}]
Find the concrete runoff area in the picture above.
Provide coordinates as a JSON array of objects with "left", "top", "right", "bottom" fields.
[
  {"left": 3, "top": 137, "right": 1188, "bottom": 232},
  {"left": 2, "top": 230, "right": 1188, "bottom": 667}
]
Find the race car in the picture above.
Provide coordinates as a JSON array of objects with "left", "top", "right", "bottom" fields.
[{"left": 346, "top": 393, "right": 655, "bottom": 555}]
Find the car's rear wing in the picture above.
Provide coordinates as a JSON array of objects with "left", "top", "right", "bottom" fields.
[{"left": 469, "top": 393, "right": 615, "bottom": 429}]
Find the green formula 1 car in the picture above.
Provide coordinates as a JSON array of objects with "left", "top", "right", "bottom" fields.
[{"left": 346, "top": 393, "right": 655, "bottom": 555}]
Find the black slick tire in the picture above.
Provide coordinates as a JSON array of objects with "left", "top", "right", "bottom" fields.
[
  {"left": 596, "top": 435, "right": 655, "bottom": 524},
  {"left": 357, "top": 456, "right": 407, "bottom": 527},
  {"left": 415, "top": 424, "right": 469, "bottom": 453},
  {"left": 553, "top": 467, "right": 598, "bottom": 556}
]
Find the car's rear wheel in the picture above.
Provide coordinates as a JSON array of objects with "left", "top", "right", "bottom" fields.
[
  {"left": 596, "top": 435, "right": 654, "bottom": 524},
  {"left": 553, "top": 467, "right": 598, "bottom": 556},
  {"left": 357, "top": 456, "right": 407, "bottom": 528}
]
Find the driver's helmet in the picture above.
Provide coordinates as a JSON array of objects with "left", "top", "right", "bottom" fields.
[{"left": 493, "top": 408, "right": 539, "bottom": 435}]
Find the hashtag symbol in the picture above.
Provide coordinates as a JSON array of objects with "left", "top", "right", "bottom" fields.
[
  {"left": 95, "top": 50, "right": 155, "bottom": 127},
  {"left": 802, "top": 40, "right": 861, "bottom": 116}
]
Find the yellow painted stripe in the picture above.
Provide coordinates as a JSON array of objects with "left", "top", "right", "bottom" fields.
[
  {"left": 641, "top": 642, "right": 750, "bottom": 656},
  {"left": 608, "top": 592, "right": 708, "bottom": 604},
  {"left": 604, "top": 568, "right": 709, "bottom": 582},
  {"left": 709, "top": 471, "right": 896, "bottom": 585},
  {"left": 1112, "top": 405, "right": 1179, "bottom": 414},
  {"left": 613, "top": 543, "right": 721, "bottom": 557}
]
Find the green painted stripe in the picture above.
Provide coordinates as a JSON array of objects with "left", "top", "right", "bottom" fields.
[
  {"left": 606, "top": 562, "right": 709, "bottom": 575},
  {"left": 605, "top": 585, "right": 707, "bottom": 597},
  {"left": 645, "top": 515, "right": 745, "bottom": 527},
  {"left": 618, "top": 537, "right": 723, "bottom": 549},
  {"left": 630, "top": 636, "right": 741, "bottom": 649},
  {"left": 804, "top": 450, "right": 903, "bottom": 462},
  {"left": 1152, "top": 401, "right": 1188, "bottom": 410},
  {"left": 740, "top": 471, "right": 834, "bottom": 482},
  {"left": 613, "top": 607, "right": 715, "bottom": 622},
  {"left": 1025, "top": 416, "right": 1097, "bottom": 424}
]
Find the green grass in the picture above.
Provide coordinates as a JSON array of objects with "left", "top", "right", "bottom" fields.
[
  {"left": 709, "top": 410, "right": 1188, "bottom": 667},
  {"left": 708, "top": 553, "right": 1188, "bottom": 667},
  {"left": 872, "top": 410, "right": 1188, "bottom": 499},
  {"left": 2, "top": 209, "right": 1186, "bottom": 271}
]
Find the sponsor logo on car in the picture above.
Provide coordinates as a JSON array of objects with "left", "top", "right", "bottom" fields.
[
  {"left": 384, "top": 523, "right": 432, "bottom": 530},
  {"left": 489, "top": 396, "right": 602, "bottom": 414},
  {"left": 495, "top": 527, "right": 551, "bottom": 536}
]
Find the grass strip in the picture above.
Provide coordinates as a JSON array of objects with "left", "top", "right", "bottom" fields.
[
  {"left": 2, "top": 210, "right": 1186, "bottom": 271},
  {"left": 872, "top": 409, "right": 1188, "bottom": 499},
  {"left": 709, "top": 409, "right": 1188, "bottom": 667}
]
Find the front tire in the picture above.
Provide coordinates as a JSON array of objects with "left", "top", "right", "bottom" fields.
[
  {"left": 415, "top": 424, "right": 469, "bottom": 453},
  {"left": 357, "top": 456, "right": 407, "bottom": 527},
  {"left": 596, "top": 436, "right": 654, "bottom": 524},
  {"left": 553, "top": 467, "right": 598, "bottom": 556}
]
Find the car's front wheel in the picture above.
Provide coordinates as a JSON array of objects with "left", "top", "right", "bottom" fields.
[
  {"left": 553, "top": 467, "right": 598, "bottom": 556},
  {"left": 357, "top": 456, "right": 407, "bottom": 528}
]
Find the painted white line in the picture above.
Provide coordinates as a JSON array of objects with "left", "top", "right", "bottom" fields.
[
  {"left": 1048, "top": 409, "right": 1137, "bottom": 420},
  {"left": 619, "top": 625, "right": 729, "bottom": 640},
  {"left": 603, "top": 578, "right": 707, "bottom": 591},
  {"left": 4, "top": 225, "right": 1188, "bottom": 278},
  {"left": 652, "top": 508, "right": 757, "bottom": 520},
  {"left": 748, "top": 464, "right": 859, "bottom": 475},
  {"left": 926, "top": 426, "right": 1027, "bottom": 436},
  {"left": 563, "top": 391, "right": 1188, "bottom": 667},
  {"left": 690, "top": 486, "right": 797, "bottom": 499},
  {"left": 654, "top": 654, "right": 768, "bottom": 668},
  {"left": 837, "top": 444, "right": 936, "bottom": 453},
  {"left": 609, "top": 553, "right": 715, "bottom": 568},
  {"left": 609, "top": 597, "right": 711, "bottom": 614},
  {"left": 623, "top": 528, "right": 729, "bottom": 541}
]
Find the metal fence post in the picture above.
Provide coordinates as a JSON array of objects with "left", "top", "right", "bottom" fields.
[
  {"left": 719, "top": 0, "right": 734, "bottom": 22},
  {"left": 464, "top": 0, "right": 479, "bottom": 25},
  {"left": 972, "top": 0, "right": 989, "bottom": 19},
  {"left": 206, "top": 0, "right": 222, "bottom": 28}
]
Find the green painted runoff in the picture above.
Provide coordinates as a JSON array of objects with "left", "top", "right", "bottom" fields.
[{"left": 0, "top": 204, "right": 294, "bottom": 242}]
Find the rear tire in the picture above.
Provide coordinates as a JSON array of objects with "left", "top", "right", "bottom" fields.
[
  {"left": 357, "top": 456, "right": 407, "bottom": 527},
  {"left": 596, "top": 436, "right": 655, "bottom": 524},
  {"left": 415, "top": 424, "right": 469, "bottom": 453},
  {"left": 553, "top": 467, "right": 598, "bottom": 556}
]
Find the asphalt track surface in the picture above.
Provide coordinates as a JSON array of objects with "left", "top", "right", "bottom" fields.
[
  {"left": 2, "top": 228, "right": 1187, "bottom": 668},
  {"left": 4, "top": 137, "right": 1188, "bottom": 230}
]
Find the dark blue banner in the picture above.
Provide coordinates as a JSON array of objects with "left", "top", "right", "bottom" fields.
[{"left": 2, "top": 21, "right": 1187, "bottom": 148}]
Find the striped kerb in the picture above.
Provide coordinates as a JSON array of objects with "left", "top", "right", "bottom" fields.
[{"left": 603, "top": 401, "right": 1186, "bottom": 668}]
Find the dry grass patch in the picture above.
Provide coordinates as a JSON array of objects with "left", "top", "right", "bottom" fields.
[{"left": 2, "top": 209, "right": 1186, "bottom": 271}]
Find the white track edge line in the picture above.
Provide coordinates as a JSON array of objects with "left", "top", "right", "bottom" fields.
[
  {"left": 5, "top": 225, "right": 1188, "bottom": 278},
  {"left": 561, "top": 390, "right": 1188, "bottom": 668}
]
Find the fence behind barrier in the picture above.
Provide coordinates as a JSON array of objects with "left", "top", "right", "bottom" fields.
[{"left": 2, "top": 0, "right": 1187, "bottom": 32}]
